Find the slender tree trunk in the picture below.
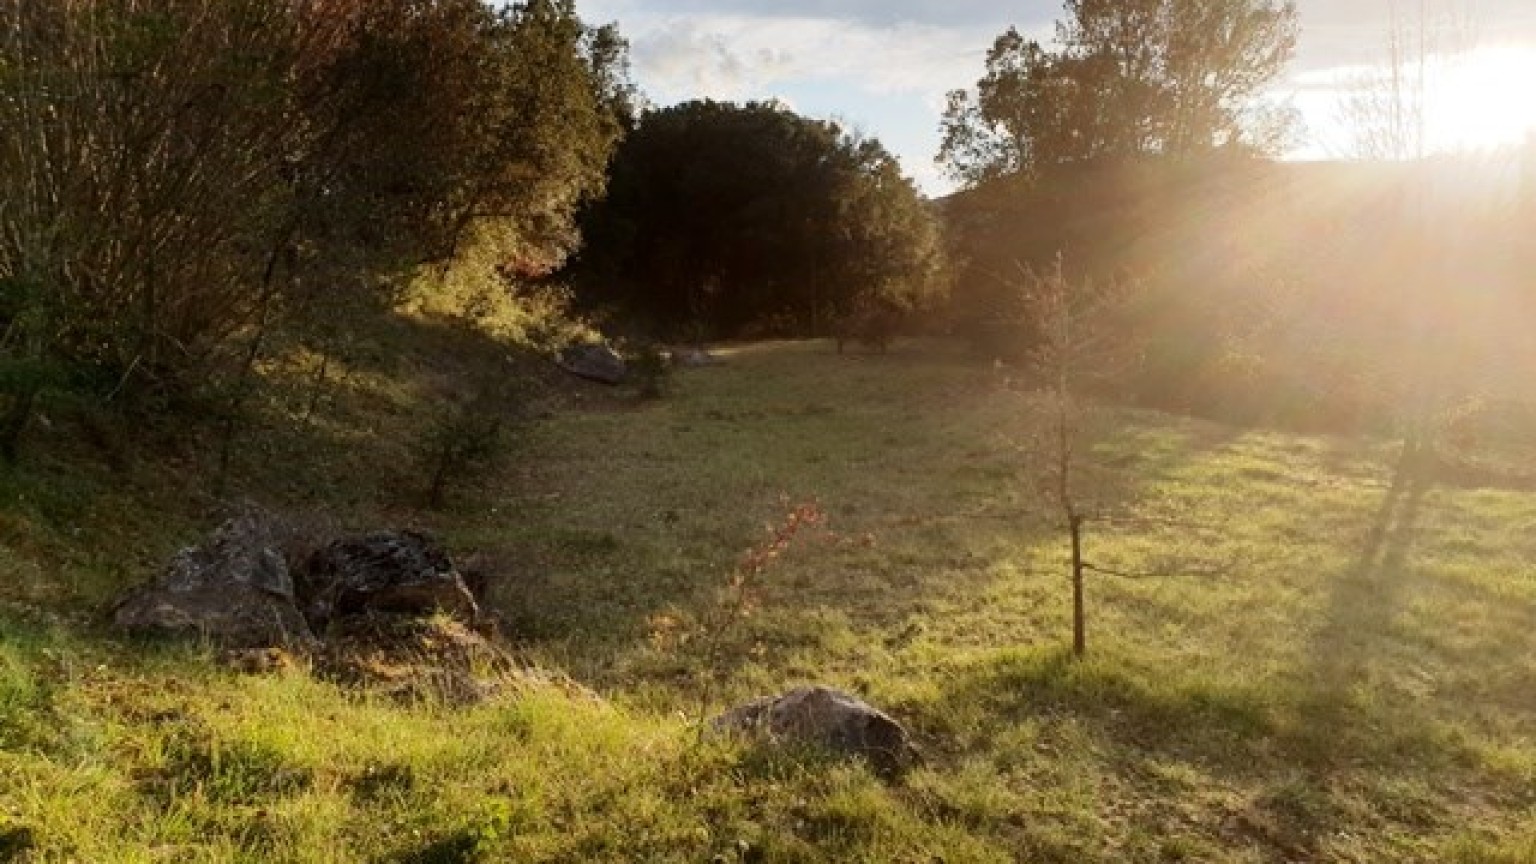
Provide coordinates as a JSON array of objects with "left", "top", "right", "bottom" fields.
[
  {"left": 214, "top": 240, "right": 286, "bottom": 494},
  {"left": 427, "top": 455, "right": 451, "bottom": 509},
  {"left": 1070, "top": 513, "right": 1086, "bottom": 658}
]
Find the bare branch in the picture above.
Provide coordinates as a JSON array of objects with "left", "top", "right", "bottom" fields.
[{"left": 1082, "top": 562, "right": 1233, "bottom": 581}]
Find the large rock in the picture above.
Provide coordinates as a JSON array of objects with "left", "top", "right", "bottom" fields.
[
  {"left": 114, "top": 512, "right": 478, "bottom": 650},
  {"left": 113, "top": 509, "right": 316, "bottom": 649},
  {"left": 299, "top": 531, "right": 478, "bottom": 634},
  {"left": 713, "top": 686, "right": 919, "bottom": 779},
  {"left": 557, "top": 342, "right": 627, "bottom": 385}
]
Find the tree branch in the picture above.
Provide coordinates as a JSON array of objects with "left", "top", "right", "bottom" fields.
[{"left": 1081, "top": 561, "right": 1232, "bottom": 581}]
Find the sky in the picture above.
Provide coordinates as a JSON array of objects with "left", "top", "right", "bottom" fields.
[{"left": 577, "top": 0, "right": 1536, "bottom": 195}]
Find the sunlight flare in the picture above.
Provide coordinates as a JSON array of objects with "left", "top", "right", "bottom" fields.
[{"left": 1426, "top": 43, "right": 1536, "bottom": 152}]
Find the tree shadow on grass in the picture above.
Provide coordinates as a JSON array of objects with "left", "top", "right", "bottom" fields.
[
  {"left": 926, "top": 643, "right": 1279, "bottom": 771},
  {"left": 1296, "top": 443, "right": 1431, "bottom": 764},
  {"left": 1263, "top": 443, "right": 1484, "bottom": 857}
]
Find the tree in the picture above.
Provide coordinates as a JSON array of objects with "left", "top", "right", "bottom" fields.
[
  {"left": 575, "top": 100, "right": 947, "bottom": 340},
  {"left": 1014, "top": 258, "right": 1138, "bottom": 658},
  {"left": 938, "top": 0, "right": 1298, "bottom": 186},
  {"left": 1329, "top": 2, "right": 1482, "bottom": 462},
  {"left": 0, "top": 0, "right": 307, "bottom": 458},
  {"left": 0, "top": 0, "right": 630, "bottom": 461}
]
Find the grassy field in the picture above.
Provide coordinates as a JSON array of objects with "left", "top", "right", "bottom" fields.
[{"left": 3, "top": 336, "right": 1536, "bottom": 862}]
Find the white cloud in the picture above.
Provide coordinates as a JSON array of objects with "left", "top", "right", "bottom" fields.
[
  {"left": 588, "top": 0, "right": 1056, "bottom": 31},
  {"left": 623, "top": 14, "right": 1014, "bottom": 105}
]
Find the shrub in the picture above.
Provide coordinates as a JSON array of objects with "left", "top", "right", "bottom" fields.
[
  {"left": 624, "top": 341, "right": 672, "bottom": 399},
  {"left": 416, "top": 373, "right": 522, "bottom": 509}
]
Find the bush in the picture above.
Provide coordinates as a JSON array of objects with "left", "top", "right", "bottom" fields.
[
  {"left": 416, "top": 373, "right": 522, "bottom": 509},
  {"left": 624, "top": 341, "right": 672, "bottom": 399}
]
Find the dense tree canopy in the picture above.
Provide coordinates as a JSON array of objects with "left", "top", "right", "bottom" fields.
[
  {"left": 938, "top": 0, "right": 1298, "bottom": 187},
  {"left": 575, "top": 100, "right": 947, "bottom": 339}
]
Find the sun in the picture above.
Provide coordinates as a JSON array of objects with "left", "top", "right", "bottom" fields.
[{"left": 1425, "top": 43, "right": 1536, "bottom": 152}]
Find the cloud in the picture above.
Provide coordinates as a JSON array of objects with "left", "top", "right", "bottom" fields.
[
  {"left": 631, "top": 25, "right": 754, "bottom": 98},
  {"left": 593, "top": 0, "right": 1056, "bottom": 31},
  {"left": 622, "top": 14, "right": 1024, "bottom": 106},
  {"left": 1290, "top": 0, "right": 1536, "bottom": 74}
]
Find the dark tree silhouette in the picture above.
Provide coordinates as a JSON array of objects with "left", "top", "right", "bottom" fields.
[{"left": 575, "top": 100, "right": 947, "bottom": 340}]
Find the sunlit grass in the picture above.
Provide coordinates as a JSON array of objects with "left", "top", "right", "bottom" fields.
[{"left": 2, "top": 337, "right": 1536, "bottom": 860}]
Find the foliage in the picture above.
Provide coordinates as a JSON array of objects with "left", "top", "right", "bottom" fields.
[
  {"left": 416, "top": 369, "right": 523, "bottom": 510},
  {"left": 0, "top": 0, "right": 629, "bottom": 460},
  {"left": 938, "top": 0, "right": 1298, "bottom": 186},
  {"left": 621, "top": 341, "right": 672, "bottom": 400},
  {"left": 574, "top": 100, "right": 948, "bottom": 339},
  {"left": 943, "top": 153, "right": 1535, "bottom": 441},
  {"left": 833, "top": 297, "right": 903, "bottom": 354},
  {"left": 404, "top": 224, "right": 599, "bottom": 354}
]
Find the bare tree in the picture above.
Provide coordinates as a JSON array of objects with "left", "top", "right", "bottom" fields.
[
  {"left": 1331, "top": 1, "right": 1481, "bottom": 466},
  {"left": 1015, "top": 257, "right": 1138, "bottom": 658},
  {"left": 1334, "top": 0, "right": 1476, "bottom": 161}
]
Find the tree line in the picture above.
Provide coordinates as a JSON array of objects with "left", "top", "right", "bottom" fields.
[{"left": 0, "top": 0, "right": 959, "bottom": 468}]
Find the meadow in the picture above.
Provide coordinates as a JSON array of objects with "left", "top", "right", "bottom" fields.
[{"left": 2, "top": 337, "right": 1536, "bottom": 862}]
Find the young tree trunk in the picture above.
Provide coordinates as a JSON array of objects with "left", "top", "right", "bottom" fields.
[
  {"left": 1070, "top": 513, "right": 1086, "bottom": 658},
  {"left": 302, "top": 353, "right": 330, "bottom": 421},
  {"left": 214, "top": 241, "right": 286, "bottom": 495},
  {"left": 427, "top": 455, "right": 452, "bottom": 510}
]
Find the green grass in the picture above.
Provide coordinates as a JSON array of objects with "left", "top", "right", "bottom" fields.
[{"left": 3, "top": 334, "right": 1536, "bottom": 861}]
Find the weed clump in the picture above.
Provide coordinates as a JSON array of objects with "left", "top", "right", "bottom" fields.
[
  {"left": 693, "top": 500, "right": 824, "bottom": 724},
  {"left": 347, "top": 761, "right": 417, "bottom": 805}
]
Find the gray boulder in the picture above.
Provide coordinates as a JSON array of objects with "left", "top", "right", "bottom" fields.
[
  {"left": 113, "top": 509, "right": 316, "bottom": 649},
  {"left": 299, "top": 531, "right": 478, "bottom": 634},
  {"left": 557, "top": 342, "right": 627, "bottom": 385},
  {"left": 713, "top": 685, "right": 919, "bottom": 778},
  {"left": 115, "top": 511, "right": 478, "bottom": 650}
]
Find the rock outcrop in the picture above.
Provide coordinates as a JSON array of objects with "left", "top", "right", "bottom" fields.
[
  {"left": 300, "top": 531, "right": 478, "bottom": 634},
  {"left": 113, "top": 509, "right": 315, "bottom": 648},
  {"left": 114, "top": 510, "right": 476, "bottom": 651},
  {"left": 556, "top": 342, "right": 627, "bottom": 385}
]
